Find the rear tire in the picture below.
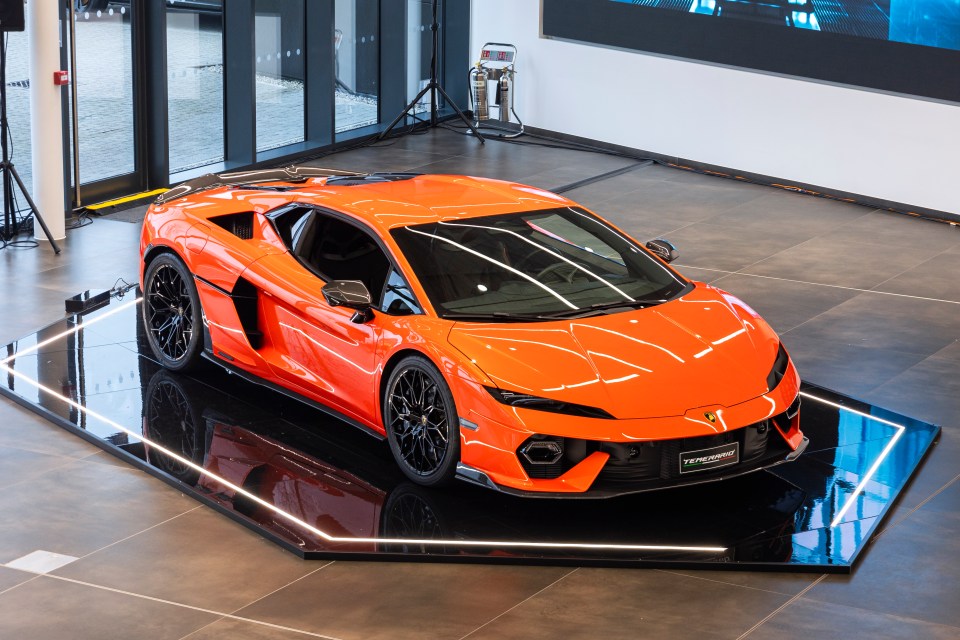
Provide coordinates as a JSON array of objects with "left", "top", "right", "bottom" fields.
[
  {"left": 383, "top": 355, "right": 460, "bottom": 487},
  {"left": 142, "top": 253, "right": 204, "bottom": 372}
]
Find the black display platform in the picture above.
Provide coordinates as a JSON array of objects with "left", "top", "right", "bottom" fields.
[{"left": 0, "top": 296, "right": 940, "bottom": 572}]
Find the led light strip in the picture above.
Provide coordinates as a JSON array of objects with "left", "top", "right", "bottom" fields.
[
  {"left": 0, "top": 298, "right": 142, "bottom": 366},
  {"left": 798, "top": 391, "right": 907, "bottom": 528},
  {"left": 1, "top": 302, "right": 726, "bottom": 555}
]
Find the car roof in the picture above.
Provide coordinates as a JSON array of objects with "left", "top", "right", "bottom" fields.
[{"left": 169, "top": 173, "right": 576, "bottom": 233}]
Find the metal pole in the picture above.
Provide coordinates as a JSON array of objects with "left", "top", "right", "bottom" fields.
[
  {"left": 1, "top": 34, "right": 12, "bottom": 239},
  {"left": 68, "top": 0, "right": 81, "bottom": 207}
]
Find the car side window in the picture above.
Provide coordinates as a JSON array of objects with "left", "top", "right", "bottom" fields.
[
  {"left": 381, "top": 268, "right": 422, "bottom": 316},
  {"left": 292, "top": 211, "right": 420, "bottom": 315}
]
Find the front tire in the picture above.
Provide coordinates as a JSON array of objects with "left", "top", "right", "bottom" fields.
[
  {"left": 383, "top": 355, "right": 460, "bottom": 487},
  {"left": 142, "top": 253, "right": 204, "bottom": 372}
]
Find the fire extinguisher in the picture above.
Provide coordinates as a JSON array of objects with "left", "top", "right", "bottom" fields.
[
  {"left": 497, "top": 73, "right": 511, "bottom": 123},
  {"left": 470, "top": 63, "right": 490, "bottom": 122}
]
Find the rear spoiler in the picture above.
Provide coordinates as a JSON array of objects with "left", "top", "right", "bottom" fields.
[{"left": 155, "top": 166, "right": 364, "bottom": 205}]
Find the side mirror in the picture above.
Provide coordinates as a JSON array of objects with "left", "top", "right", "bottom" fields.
[
  {"left": 645, "top": 238, "right": 679, "bottom": 263},
  {"left": 322, "top": 280, "right": 374, "bottom": 323}
]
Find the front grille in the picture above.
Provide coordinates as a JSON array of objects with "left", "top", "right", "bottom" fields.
[
  {"left": 598, "top": 418, "right": 788, "bottom": 485},
  {"left": 516, "top": 402, "right": 798, "bottom": 486}
]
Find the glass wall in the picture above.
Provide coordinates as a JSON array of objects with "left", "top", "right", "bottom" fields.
[
  {"left": 167, "top": 11, "right": 225, "bottom": 173},
  {"left": 2, "top": 1, "right": 468, "bottom": 208},
  {"left": 0, "top": 31, "right": 31, "bottom": 215},
  {"left": 407, "top": 0, "right": 436, "bottom": 117},
  {"left": 74, "top": 6, "right": 136, "bottom": 184},
  {"left": 255, "top": 0, "right": 305, "bottom": 153},
  {"left": 335, "top": 0, "right": 379, "bottom": 134}
]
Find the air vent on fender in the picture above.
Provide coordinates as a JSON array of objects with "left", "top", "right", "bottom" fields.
[
  {"left": 210, "top": 211, "right": 255, "bottom": 240},
  {"left": 231, "top": 277, "right": 262, "bottom": 349}
]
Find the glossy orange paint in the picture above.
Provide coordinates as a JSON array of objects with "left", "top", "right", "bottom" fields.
[{"left": 140, "top": 173, "right": 804, "bottom": 495}]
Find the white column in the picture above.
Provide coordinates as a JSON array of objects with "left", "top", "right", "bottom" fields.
[{"left": 27, "top": 0, "right": 66, "bottom": 240}]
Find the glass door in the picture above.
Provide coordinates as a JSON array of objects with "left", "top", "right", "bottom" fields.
[
  {"left": 167, "top": 8, "right": 225, "bottom": 174},
  {"left": 255, "top": 0, "right": 305, "bottom": 153},
  {"left": 70, "top": 3, "right": 144, "bottom": 203}
]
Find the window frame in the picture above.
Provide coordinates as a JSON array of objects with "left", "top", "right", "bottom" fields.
[{"left": 267, "top": 203, "right": 424, "bottom": 316}]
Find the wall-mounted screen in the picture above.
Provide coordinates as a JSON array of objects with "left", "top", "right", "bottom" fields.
[{"left": 542, "top": 0, "right": 960, "bottom": 103}]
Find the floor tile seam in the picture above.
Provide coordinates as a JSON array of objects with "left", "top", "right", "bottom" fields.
[
  {"left": 667, "top": 187, "right": 797, "bottom": 224},
  {"left": 174, "top": 615, "right": 231, "bottom": 640},
  {"left": 735, "top": 573, "right": 827, "bottom": 640},
  {"left": 798, "top": 591, "right": 960, "bottom": 632},
  {"left": 867, "top": 243, "right": 958, "bottom": 294},
  {"left": 65, "top": 505, "right": 204, "bottom": 565},
  {"left": 0, "top": 572, "right": 41, "bottom": 598},
  {"left": 9, "top": 570, "right": 347, "bottom": 640},
  {"left": 456, "top": 567, "right": 580, "bottom": 640},
  {"left": 76, "top": 449, "right": 147, "bottom": 471},
  {"left": 873, "top": 473, "right": 960, "bottom": 539},
  {"left": 228, "top": 561, "right": 336, "bottom": 617},
  {"left": 712, "top": 226, "right": 943, "bottom": 284},
  {"left": 680, "top": 267, "right": 960, "bottom": 310},
  {"left": 651, "top": 568, "right": 806, "bottom": 596},
  {"left": 693, "top": 232, "right": 823, "bottom": 287},
  {"left": 0, "top": 436, "right": 104, "bottom": 464},
  {"left": 0, "top": 452, "right": 92, "bottom": 492}
]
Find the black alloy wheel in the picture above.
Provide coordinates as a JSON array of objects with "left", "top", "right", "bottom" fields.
[
  {"left": 144, "top": 370, "right": 204, "bottom": 485},
  {"left": 380, "top": 483, "right": 450, "bottom": 554},
  {"left": 384, "top": 355, "right": 460, "bottom": 486},
  {"left": 143, "top": 253, "right": 204, "bottom": 372}
]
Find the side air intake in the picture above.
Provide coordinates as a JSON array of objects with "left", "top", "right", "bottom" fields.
[
  {"left": 211, "top": 212, "right": 255, "bottom": 240},
  {"left": 231, "top": 277, "right": 262, "bottom": 349}
]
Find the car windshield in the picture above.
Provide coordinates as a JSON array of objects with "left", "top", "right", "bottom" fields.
[{"left": 390, "top": 207, "right": 689, "bottom": 320}]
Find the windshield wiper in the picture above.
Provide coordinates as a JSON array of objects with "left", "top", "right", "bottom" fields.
[
  {"left": 538, "top": 298, "right": 667, "bottom": 319},
  {"left": 442, "top": 312, "right": 562, "bottom": 323}
]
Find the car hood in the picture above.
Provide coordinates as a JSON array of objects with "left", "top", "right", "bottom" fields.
[{"left": 447, "top": 283, "right": 780, "bottom": 419}]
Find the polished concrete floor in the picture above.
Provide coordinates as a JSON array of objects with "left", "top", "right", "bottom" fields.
[{"left": 0, "top": 129, "right": 958, "bottom": 639}]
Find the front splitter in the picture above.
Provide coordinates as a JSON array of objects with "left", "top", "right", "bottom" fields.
[{"left": 0, "top": 296, "right": 940, "bottom": 572}]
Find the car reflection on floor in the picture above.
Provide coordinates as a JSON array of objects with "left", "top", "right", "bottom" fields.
[
  {"left": 141, "top": 367, "right": 807, "bottom": 562},
  {"left": 0, "top": 298, "right": 940, "bottom": 570}
]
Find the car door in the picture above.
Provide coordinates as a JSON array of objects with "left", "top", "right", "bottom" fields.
[{"left": 243, "top": 208, "right": 403, "bottom": 430}]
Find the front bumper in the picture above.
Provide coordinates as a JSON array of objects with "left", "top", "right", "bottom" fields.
[
  {"left": 458, "top": 436, "right": 809, "bottom": 499},
  {"left": 456, "top": 389, "right": 805, "bottom": 497}
]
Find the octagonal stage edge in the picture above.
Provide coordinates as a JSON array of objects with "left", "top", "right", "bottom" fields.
[{"left": 0, "top": 296, "right": 940, "bottom": 572}]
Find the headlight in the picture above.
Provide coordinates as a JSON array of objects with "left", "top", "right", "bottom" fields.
[
  {"left": 484, "top": 387, "right": 615, "bottom": 419},
  {"left": 766, "top": 343, "right": 790, "bottom": 392}
]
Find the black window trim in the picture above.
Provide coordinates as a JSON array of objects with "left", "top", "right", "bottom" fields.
[{"left": 266, "top": 203, "right": 425, "bottom": 316}]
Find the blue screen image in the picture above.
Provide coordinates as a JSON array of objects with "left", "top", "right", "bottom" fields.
[{"left": 611, "top": 0, "right": 960, "bottom": 51}]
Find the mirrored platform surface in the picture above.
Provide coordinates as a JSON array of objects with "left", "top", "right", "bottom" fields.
[{"left": 0, "top": 296, "right": 940, "bottom": 572}]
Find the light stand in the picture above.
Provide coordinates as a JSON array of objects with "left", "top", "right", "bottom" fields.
[
  {"left": 377, "top": 0, "right": 483, "bottom": 142},
  {"left": 0, "top": 34, "right": 61, "bottom": 253}
]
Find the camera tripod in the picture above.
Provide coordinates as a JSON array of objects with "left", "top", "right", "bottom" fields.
[
  {"left": 1, "top": 33, "right": 61, "bottom": 253},
  {"left": 378, "top": 0, "right": 483, "bottom": 142}
]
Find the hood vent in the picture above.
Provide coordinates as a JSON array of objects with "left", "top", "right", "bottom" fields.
[{"left": 325, "top": 172, "right": 421, "bottom": 186}]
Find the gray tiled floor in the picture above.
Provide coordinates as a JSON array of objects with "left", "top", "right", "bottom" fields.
[{"left": 0, "top": 129, "right": 958, "bottom": 639}]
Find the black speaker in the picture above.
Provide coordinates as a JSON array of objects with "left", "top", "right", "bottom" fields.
[{"left": 0, "top": 0, "right": 25, "bottom": 33}]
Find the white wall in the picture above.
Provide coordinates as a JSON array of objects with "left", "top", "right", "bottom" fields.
[{"left": 471, "top": 1, "right": 960, "bottom": 215}]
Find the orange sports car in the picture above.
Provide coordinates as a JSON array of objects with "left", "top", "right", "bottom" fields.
[{"left": 140, "top": 167, "right": 806, "bottom": 497}]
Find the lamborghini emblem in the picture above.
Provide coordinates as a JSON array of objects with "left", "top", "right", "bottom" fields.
[{"left": 704, "top": 411, "right": 717, "bottom": 424}]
